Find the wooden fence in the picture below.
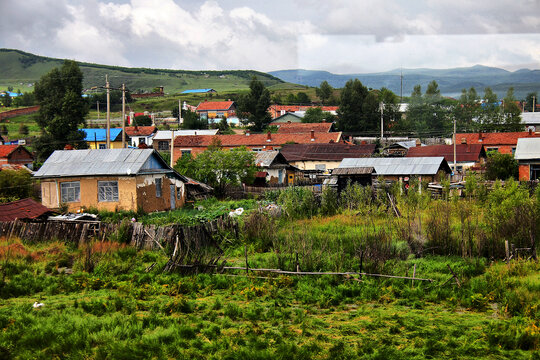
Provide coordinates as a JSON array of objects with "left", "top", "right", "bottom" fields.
[{"left": 0, "top": 217, "right": 239, "bottom": 253}]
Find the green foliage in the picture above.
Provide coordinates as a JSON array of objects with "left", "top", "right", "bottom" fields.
[
  {"left": 336, "top": 79, "right": 370, "bottom": 132},
  {"left": 34, "top": 60, "right": 89, "bottom": 161},
  {"left": 315, "top": 81, "right": 333, "bottom": 104},
  {"left": 277, "top": 186, "right": 318, "bottom": 219},
  {"left": 0, "top": 169, "right": 33, "bottom": 201},
  {"left": 301, "top": 107, "right": 335, "bottom": 123},
  {"left": 237, "top": 77, "right": 272, "bottom": 131},
  {"left": 174, "top": 146, "right": 256, "bottom": 196},
  {"left": 133, "top": 115, "right": 152, "bottom": 126},
  {"left": 485, "top": 152, "right": 518, "bottom": 180},
  {"left": 181, "top": 109, "right": 207, "bottom": 130},
  {"left": 524, "top": 92, "right": 538, "bottom": 112}
]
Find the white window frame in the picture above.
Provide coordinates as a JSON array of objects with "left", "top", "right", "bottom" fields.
[
  {"left": 60, "top": 181, "right": 80, "bottom": 203},
  {"left": 98, "top": 181, "right": 119, "bottom": 202}
]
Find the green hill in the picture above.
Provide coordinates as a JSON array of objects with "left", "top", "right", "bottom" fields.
[{"left": 0, "top": 49, "right": 285, "bottom": 94}]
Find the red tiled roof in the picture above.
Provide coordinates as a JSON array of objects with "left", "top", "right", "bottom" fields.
[
  {"left": 0, "top": 198, "right": 53, "bottom": 222},
  {"left": 124, "top": 126, "right": 157, "bottom": 137},
  {"left": 0, "top": 145, "right": 19, "bottom": 158},
  {"left": 269, "top": 105, "right": 339, "bottom": 112},
  {"left": 406, "top": 144, "right": 486, "bottom": 163},
  {"left": 277, "top": 122, "right": 332, "bottom": 133},
  {"left": 196, "top": 101, "right": 235, "bottom": 111},
  {"left": 174, "top": 132, "right": 342, "bottom": 147},
  {"left": 280, "top": 143, "right": 376, "bottom": 162},
  {"left": 455, "top": 132, "right": 540, "bottom": 146}
]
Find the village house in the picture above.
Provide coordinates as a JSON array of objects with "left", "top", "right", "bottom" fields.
[
  {"left": 383, "top": 140, "right": 424, "bottom": 157},
  {"left": 0, "top": 144, "right": 34, "bottom": 169},
  {"left": 34, "top": 148, "right": 193, "bottom": 212},
  {"left": 181, "top": 88, "right": 217, "bottom": 94},
  {"left": 275, "top": 122, "right": 333, "bottom": 133},
  {"left": 152, "top": 129, "right": 219, "bottom": 152},
  {"left": 335, "top": 157, "right": 451, "bottom": 183},
  {"left": 254, "top": 151, "right": 297, "bottom": 185},
  {"left": 455, "top": 131, "right": 540, "bottom": 156},
  {"left": 269, "top": 113, "right": 304, "bottom": 124},
  {"left": 196, "top": 100, "right": 236, "bottom": 120},
  {"left": 406, "top": 144, "right": 487, "bottom": 173},
  {"left": 125, "top": 126, "right": 157, "bottom": 148},
  {"left": 515, "top": 138, "right": 540, "bottom": 181},
  {"left": 172, "top": 131, "right": 343, "bottom": 163},
  {"left": 280, "top": 143, "right": 375, "bottom": 174},
  {"left": 521, "top": 112, "right": 540, "bottom": 132},
  {"left": 268, "top": 105, "right": 338, "bottom": 119},
  {"left": 83, "top": 128, "right": 124, "bottom": 149}
]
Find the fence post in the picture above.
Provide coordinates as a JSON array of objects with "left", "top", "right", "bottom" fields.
[{"left": 244, "top": 245, "right": 249, "bottom": 275}]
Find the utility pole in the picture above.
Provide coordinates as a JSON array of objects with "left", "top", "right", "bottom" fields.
[
  {"left": 178, "top": 99, "right": 182, "bottom": 125},
  {"left": 533, "top": 96, "right": 536, "bottom": 113},
  {"left": 97, "top": 101, "right": 100, "bottom": 120},
  {"left": 122, "top": 83, "right": 126, "bottom": 148},
  {"left": 170, "top": 130, "right": 175, "bottom": 168},
  {"left": 379, "top": 101, "right": 384, "bottom": 139},
  {"left": 400, "top": 68, "right": 403, "bottom": 103},
  {"left": 106, "top": 75, "right": 110, "bottom": 149},
  {"left": 453, "top": 115, "right": 457, "bottom": 175}
]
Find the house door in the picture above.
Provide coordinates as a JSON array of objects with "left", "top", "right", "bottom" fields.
[{"left": 170, "top": 185, "right": 176, "bottom": 210}]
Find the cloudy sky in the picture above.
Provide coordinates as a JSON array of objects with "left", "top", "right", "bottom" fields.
[{"left": 1, "top": 0, "right": 539, "bottom": 74}]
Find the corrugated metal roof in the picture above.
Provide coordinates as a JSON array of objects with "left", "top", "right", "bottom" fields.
[
  {"left": 332, "top": 167, "right": 374, "bottom": 175},
  {"left": 34, "top": 149, "right": 171, "bottom": 178},
  {"left": 515, "top": 138, "right": 540, "bottom": 160},
  {"left": 339, "top": 157, "right": 450, "bottom": 175},
  {"left": 153, "top": 129, "right": 219, "bottom": 140},
  {"left": 181, "top": 89, "right": 216, "bottom": 94},
  {"left": 521, "top": 112, "right": 540, "bottom": 125},
  {"left": 255, "top": 151, "right": 279, "bottom": 167}
]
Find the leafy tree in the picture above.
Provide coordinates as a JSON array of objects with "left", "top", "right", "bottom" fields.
[
  {"left": 174, "top": 145, "right": 256, "bottom": 196},
  {"left": 237, "top": 77, "right": 271, "bottom": 131},
  {"left": 0, "top": 169, "right": 33, "bottom": 202},
  {"left": 524, "top": 92, "right": 538, "bottom": 112},
  {"left": 0, "top": 125, "right": 7, "bottom": 136},
  {"left": 485, "top": 152, "right": 518, "bottom": 180},
  {"left": 502, "top": 87, "right": 522, "bottom": 131},
  {"left": 1, "top": 93, "right": 12, "bottom": 107},
  {"left": 336, "top": 79, "right": 369, "bottom": 132},
  {"left": 7, "top": 86, "right": 13, "bottom": 92},
  {"left": 302, "top": 107, "right": 335, "bottom": 123},
  {"left": 285, "top": 93, "right": 297, "bottom": 105},
  {"left": 296, "top": 92, "right": 310, "bottom": 104},
  {"left": 34, "top": 60, "right": 88, "bottom": 161},
  {"left": 134, "top": 115, "right": 152, "bottom": 126},
  {"left": 454, "top": 87, "right": 480, "bottom": 131},
  {"left": 398, "top": 81, "right": 452, "bottom": 136},
  {"left": 89, "top": 90, "right": 132, "bottom": 112},
  {"left": 378, "top": 87, "right": 400, "bottom": 131},
  {"left": 12, "top": 92, "right": 36, "bottom": 107},
  {"left": 315, "top": 81, "right": 333, "bottom": 105},
  {"left": 181, "top": 110, "right": 208, "bottom": 130}
]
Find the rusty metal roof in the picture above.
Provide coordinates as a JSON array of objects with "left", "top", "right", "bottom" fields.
[{"left": 0, "top": 198, "right": 53, "bottom": 222}]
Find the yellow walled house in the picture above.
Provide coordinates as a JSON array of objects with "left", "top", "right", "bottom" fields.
[
  {"left": 33, "top": 149, "right": 208, "bottom": 213},
  {"left": 83, "top": 128, "right": 125, "bottom": 149}
]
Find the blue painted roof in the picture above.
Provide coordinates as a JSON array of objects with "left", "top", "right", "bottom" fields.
[
  {"left": 82, "top": 128, "right": 123, "bottom": 142},
  {"left": 181, "top": 88, "right": 216, "bottom": 94},
  {"left": 1, "top": 92, "right": 22, "bottom": 97}
]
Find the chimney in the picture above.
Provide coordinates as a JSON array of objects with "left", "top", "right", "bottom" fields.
[
  {"left": 361, "top": 140, "right": 367, "bottom": 145},
  {"left": 416, "top": 139, "right": 421, "bottom": 147},
  {"left": 461, "top": 138, "right": 467, "bottom": 144},
  {"left": 64, "top": 144, "right": 74, "bottom": 150},
  {"left": 245, "top": 130, "right": 250, "bottom": 136},
  {"left": 267, "top": 131, "right": 272, "bottom": 142},
  {"left": 310, "top": 130, "right": 315, "bottom": 141},
  {"left": 529, "top": 128, "right": 533, "bottom": 136},
  {"left": 478, "top": 131, "right": 483, "bottom": 141}
]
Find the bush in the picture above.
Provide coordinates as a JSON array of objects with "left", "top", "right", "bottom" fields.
[{"left": 277, "top": 187, "right": 318, "bottom": 219}]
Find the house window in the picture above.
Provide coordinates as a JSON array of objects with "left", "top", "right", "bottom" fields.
[
  {"left": 140, "top": 138, "right": 146, "bottom": 145},
  {"left": 158, "top": 141, "right": 169, "bottom": 151},
  {"left": 252, "top": 148, "right": 263, "bottom": 152},
  {"left": 99, "top": 144, "right": 106, "bottom": 149},
  {"left": 155, "top": 178, "right": 162, "bottom": 197},
  {"left": 512, "top": 147, "right": 516, "bottom": 156},
  {"left": 531, "top": 165, "right": 540, "bottom": 180},
  {"left": 60, "top": 181, "right": 80, "bottom": 203},
  {"left": 98, "top": 181, "right": 119, "bottom": 202},
  {"left": 486, "top": 147, "right": 499, "bottom": 153},
  {"left": 181, "top": 150, "right": 191, "bottom": 158},
  {"left": 177, "top": 187, "right": 182, "bottom": 200},
  {"left": 315, "top": 164, "right": 326, "bottom": 171}
]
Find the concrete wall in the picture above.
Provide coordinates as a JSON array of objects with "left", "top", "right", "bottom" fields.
[{"left": 289, "top": 160, "right": 341, "bottom": 172}]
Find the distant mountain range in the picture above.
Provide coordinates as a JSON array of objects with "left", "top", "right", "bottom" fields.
[{"left": 269, "top": 65, "right": 540, "bottom": 99}]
